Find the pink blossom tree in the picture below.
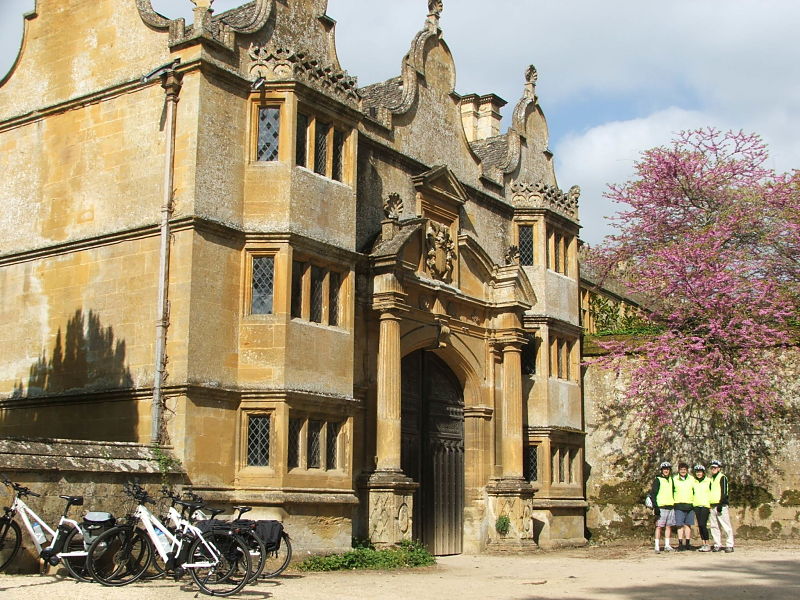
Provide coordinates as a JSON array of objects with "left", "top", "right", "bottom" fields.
[{"left": 587, "top": 129, "right": 800, "bottom": 482}]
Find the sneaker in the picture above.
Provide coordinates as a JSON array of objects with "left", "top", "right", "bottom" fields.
[
  {"left": 711, "top": 545, "right": 721, "bottom": 552},
  {"left": 699, "top": 544, "right": 711, "bottom": 552},
  {"left": 664, "top": 545, "right": 675, "bottom": 552},
  {"left": 655, "top": 547, "right": 661, "bottom": 554},
  {"left": 724, "top": 547, "right": 734, "bottom": 553}
]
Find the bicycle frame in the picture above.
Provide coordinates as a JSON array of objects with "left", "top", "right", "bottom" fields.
[
  {"left": 9, "top": 495, "right": 85, "bottom": 560},
  {"left": 135, "top": 503, "right": 220, "bottom": 569}
]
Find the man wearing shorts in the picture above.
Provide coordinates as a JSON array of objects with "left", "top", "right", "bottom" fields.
[
  {"left": 672, "top": 462, "right": 696, "bottom": 550},
  {"left": 649, "top": 461, "right": 675, "bottom": 553}
]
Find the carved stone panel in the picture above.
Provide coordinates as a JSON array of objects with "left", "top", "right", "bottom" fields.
[{"left": 425, "top": 221, "right": 456, "bottom": 283}]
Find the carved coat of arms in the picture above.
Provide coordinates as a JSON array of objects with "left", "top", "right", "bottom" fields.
[{"left": 425, "top": 221, "right": 456, "bottom": 282}]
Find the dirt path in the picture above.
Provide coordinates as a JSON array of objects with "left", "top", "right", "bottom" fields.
[{"left": 1, "top": 543, "right": 798, "bottom": 600}]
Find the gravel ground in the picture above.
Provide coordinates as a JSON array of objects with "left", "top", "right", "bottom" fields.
[{"left": 1, "top": 542, "right": 798, "bottom": 600}]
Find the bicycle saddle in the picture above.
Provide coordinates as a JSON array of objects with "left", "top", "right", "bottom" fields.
[{"left": 59, "top": 495, "right": 84, "bottom": 506}]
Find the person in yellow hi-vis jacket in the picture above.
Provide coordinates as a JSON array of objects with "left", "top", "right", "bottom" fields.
[
  {"left": 692, "top": 464, "right": 712, "bottom": 552},
  {"left": 647, "top": 461, "right": 676, "bottom": 553},
  {"left": 672, "top": 462, "right": 696, "bottom": 551},
  {"left": 708, "top": 459, "right": 735, "bottom": 552}
]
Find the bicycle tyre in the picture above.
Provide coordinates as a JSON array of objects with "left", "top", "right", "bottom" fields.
[
  {"left": 61, "top": 525, "right": 91, "bottom": 582},
  {"left": 188, "top": 531, "right": 251, "bottom": 597},
  {"left": 0, "top": 518, "right": 22, "bottom": 572},
  {"left": 241, "top": 528, "right": 266, "bottom": 583},
  {"left": 261, "top": 532, "right": 291, "bottom": 578},
  {"left": 86, "top": 525, "right": 152, "bottom": 586}
]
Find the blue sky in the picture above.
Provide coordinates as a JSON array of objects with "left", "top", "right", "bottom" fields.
[{"left": 2, "top": 0, "right": 799, "bottom": 245}]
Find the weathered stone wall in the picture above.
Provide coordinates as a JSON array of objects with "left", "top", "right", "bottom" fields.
[
  {"left": 0, "top": 437, "right": 184, "bottom": 573},
  {"left": 584, "top": 352, "right": 800, "bottom": 542}
]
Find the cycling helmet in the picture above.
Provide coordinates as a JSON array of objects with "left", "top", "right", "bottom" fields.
[
  {"left": 693, "top": 464, "right": 706, "bottom": 472},
  {"left": 659, "top": 461, "right": 672, "bottom": 469},
  {"left": 709, "top": 460, "right": 723, "bottom": 468}
]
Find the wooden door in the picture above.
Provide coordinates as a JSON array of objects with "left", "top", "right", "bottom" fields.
[{"left": 401, "top": 350, "right": 464, "bottom": 555}]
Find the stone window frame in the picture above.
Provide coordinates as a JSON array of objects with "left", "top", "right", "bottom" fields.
[
  {"left": 285, "top": 413, "right": 346, "bottom": 474},
  {"left": 237, "top": 410, "right": 275, "bottom": 475},
  {"left": 249, "top": 96, "right": 290, "bottom": 164},
  {"left": 243, "top": 249, "right": 282, "bottom": 318},
  {"left": 524, "top": 442, "right": 540, "bottom": 482},
  {"left": 289, "top": 253, "right": 349, "bottom": 329},
  {"left": 545, "top": 224, "right": 576, "bottom": 277},
  {"left": 548, "top": 333, "right": 578, "bottom": 382},
  {"left": 513, "top": 216, "right": 539, "bottom": 267},
  {"left": 294, "top": 102, "right": 352, "bottom": 185},
  {"left": 550, "top": 444, "right": 581, "bottom": 486},
  {"left": 527, "top": 428, "right": 585, "bottom": 496}
]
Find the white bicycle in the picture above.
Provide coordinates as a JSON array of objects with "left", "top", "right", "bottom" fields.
[
  {"left": 0, "top": 473, "right": 114, "bottom": 580},
  {"left": 86, "top": 483, "right": 252, "bottom": 596}
]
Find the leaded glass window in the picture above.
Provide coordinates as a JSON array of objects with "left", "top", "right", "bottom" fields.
[
  {"left": 291, "top": 260, "right": 304, "bottom": 319},
  {"left": 310, "top": 265, "right": 324, "bottom": 323},
  {"left": 332, "top": 129, "right": 345, "bottom": 181},
  {"left": 307, "top": 420, "right": 322, "bottom": 468},
  {"left": 257, "top": 107, "right": 280, "bottom": 161},
  {"left": 326, "top": 422, "right": 341, "bottom": 469},
  {"left": 314, "top": 121, "right": 329, "bottom": 175},
  {"left": 518, "top": 225, "right": 534, "bottom": 266},
  {"left": 296, "top": 113, "right": 309, "bottom": 167},
  {"left": 251, "top": 256, "right": 274, "bottom": 315},
  {"left": 247, "top": 415, "right": 270, "bottom": 466},
  {"left": 288, "top": 417, "right": 303, "bottom": 469},
  {"left": 328, "top": 271, "right": 341, "bottom": 327},
  {"left": 524, "top": 444, "right": 538, "bottom": 482}
]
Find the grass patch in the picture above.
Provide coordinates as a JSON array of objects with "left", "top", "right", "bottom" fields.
[{"left": 295, "top": 539, "right": 435, "bottom": 572}]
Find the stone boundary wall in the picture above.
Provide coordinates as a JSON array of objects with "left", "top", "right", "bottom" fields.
[
  {"left": 583, "top": 358, "right": 800, "bottom": 543},
  {"left": 0, "top": 437, "right": 185, "bottom": 573}
]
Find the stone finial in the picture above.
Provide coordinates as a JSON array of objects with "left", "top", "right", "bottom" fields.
[
  {"left": 383, "top": 193, "right": 404, "bottom": 220},
  {"left": 524, "top": 65, "right": 538, "bottom": 98},
  {"left": 190, "top": 0, "right": 214, "bottom": 8},
  {"left": 504, "top": 245, "right": 520, "bottom": 266},
  {"left": 568, "top": 185, "right": 581, "bottom": 204},
  {"left": 426, "top": 0, "right": 444, "bottom": 30}
]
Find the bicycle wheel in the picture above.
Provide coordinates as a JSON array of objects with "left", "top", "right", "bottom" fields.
[
  {"left": 241, "top": 529, "right": 266, "bottom": 583},
  {"left": 86, "top": 526, "right": 152, "bottom": 586},
  {"left": 0, "top": 518, "right": 22, "bottom": 572},
  {"left": 261, "top": 532, "right": 291, "bottom": 578},
  {"left": 188, "top": 531, "right": 251, "bottom": 597},
  {"left": 61, "top": 526, "right": 91, "bottom": 582}
]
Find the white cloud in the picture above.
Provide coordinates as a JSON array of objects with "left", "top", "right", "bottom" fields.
[{"left": 555, "top": 108, "right": 717, "bottom": 245}]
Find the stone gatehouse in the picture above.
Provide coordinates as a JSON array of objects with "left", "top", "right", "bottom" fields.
[{"left": 0, "top": 0, "right": 586, "bottom": 553}]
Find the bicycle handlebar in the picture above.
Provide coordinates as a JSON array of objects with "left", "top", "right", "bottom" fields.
[{"left": 1, "top": 474, "right": 40, "bottom": 497}]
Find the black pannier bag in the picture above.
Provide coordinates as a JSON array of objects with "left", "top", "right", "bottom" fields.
[
  {"left": 83, "top": 512, "right": 116, "bottom": 543},
  {"left": 255, "top": 520, "right": 283, "bottom": 551}
]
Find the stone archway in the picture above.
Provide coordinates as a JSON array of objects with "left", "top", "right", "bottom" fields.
[{"left": 401, "top": 349, "right": 464, "bottom": 555}]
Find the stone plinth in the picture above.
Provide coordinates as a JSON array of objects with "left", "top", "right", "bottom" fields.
[
  {"left": 366, "top": 470, "right": 419, "bottom": 546},
  {"left": 486, "top": 477, "right": 537, "bottom": 547}
]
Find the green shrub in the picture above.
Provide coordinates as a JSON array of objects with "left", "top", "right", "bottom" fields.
[
  {"left": 495, "top": 515, "right": 511, "bottom": 535},
  {"left": 295, "top": 539, "right": 435, "bottom": 572}
]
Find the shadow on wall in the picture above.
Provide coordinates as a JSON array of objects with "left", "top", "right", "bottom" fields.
[
  {"left": 2, "top": 309, "right": 140, "bottom": 442},
  {"left": 13, "top": 309, "right": 133, "bottom": 396}
]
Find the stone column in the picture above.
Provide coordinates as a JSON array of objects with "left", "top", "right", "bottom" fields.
[
  {"left": 375, "top": 310, "right": 402, "bottom": 472},
  {"left": 501, "top": 341, "right": 524, "bottom": 479},
  {"left": 486, "top": 336, "right": 535, "bottom": 549},
  {"left": 367, "top": 304, "right": 417, "bottom": 546}
]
